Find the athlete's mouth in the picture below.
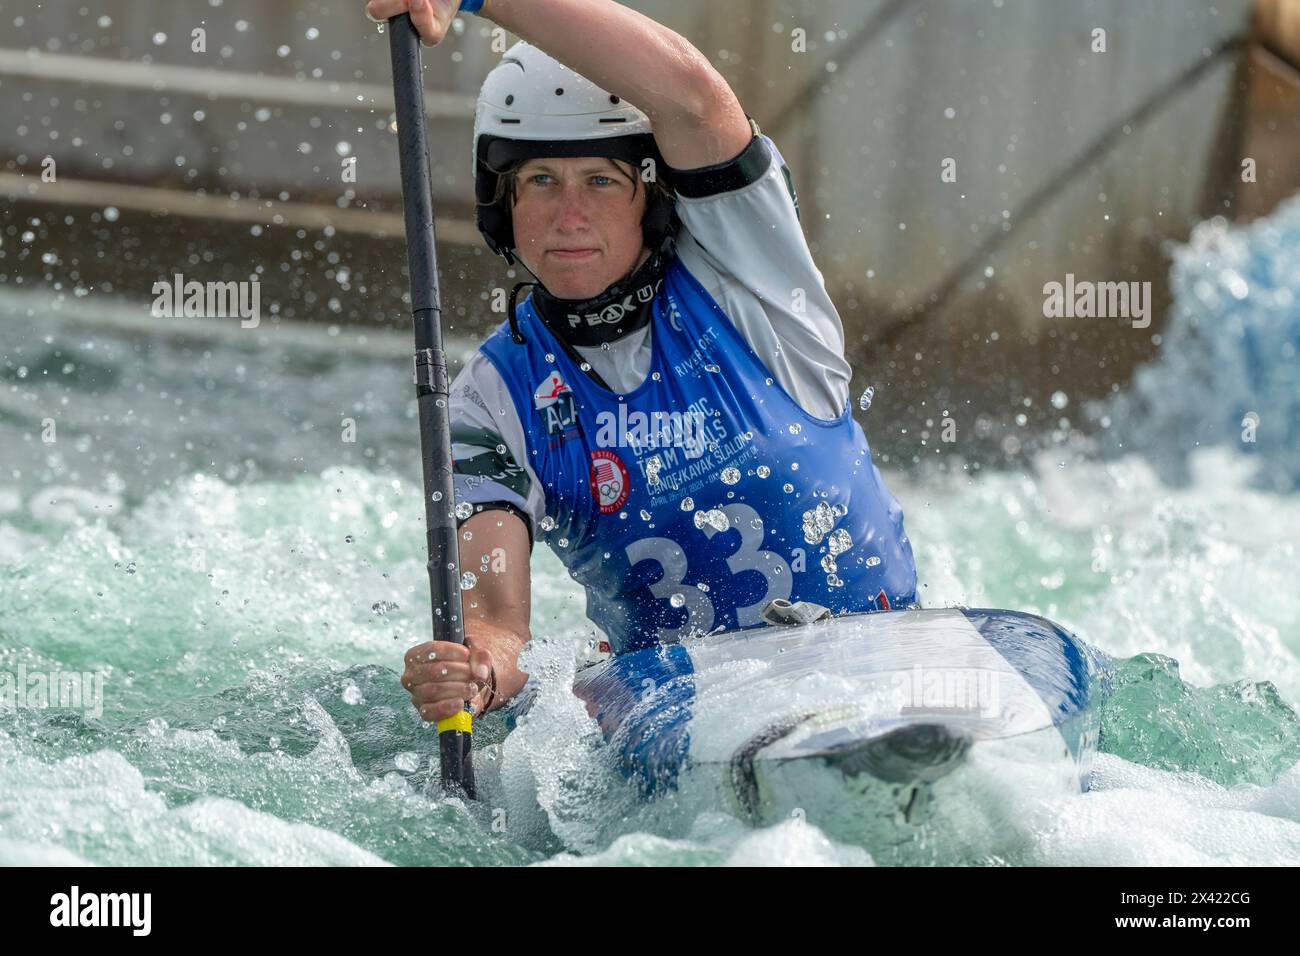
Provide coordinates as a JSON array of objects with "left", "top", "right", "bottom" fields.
[{"left": 548, "top": 248, "right": 599, "bottom": 259}]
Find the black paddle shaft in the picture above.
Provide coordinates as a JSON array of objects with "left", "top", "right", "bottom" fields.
[{"left": 386, "top": 12, "right": 473, "bottom": 799}]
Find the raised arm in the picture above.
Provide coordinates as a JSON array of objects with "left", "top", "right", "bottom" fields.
[{"left": 364, "top": 0, "right": 753, "bottom": 169}]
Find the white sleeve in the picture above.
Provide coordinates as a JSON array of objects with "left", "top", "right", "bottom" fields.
[
  {"left": 672, "top": 134, "right": 853, "bottom": 420},
  {"left": 449, "top": 352, "right": 546, "bottom": 546}
]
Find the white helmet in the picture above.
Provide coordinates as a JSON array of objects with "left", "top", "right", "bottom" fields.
[{"left": 471, "top": 41, "right": 677, "bottom": 265}]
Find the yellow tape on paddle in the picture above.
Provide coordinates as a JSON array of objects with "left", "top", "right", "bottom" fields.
[{"left": 437, "top": 710, "right": 473, "bottom": 734}]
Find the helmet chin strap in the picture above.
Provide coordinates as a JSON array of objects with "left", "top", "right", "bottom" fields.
[{"left": 506, "top": 235, "right": 673, "bottom": 349}]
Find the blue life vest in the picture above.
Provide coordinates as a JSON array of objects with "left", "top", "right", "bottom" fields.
[{"left": 479, "top": 257, "right": 917, "bottom": 655}]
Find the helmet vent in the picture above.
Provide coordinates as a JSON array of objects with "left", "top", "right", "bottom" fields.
[
  {"left": 598, "top": 118, "right": 627, "bottom": 124},
  {"left": 554, "top": 87, "right": 564, "bottom": 95},
  {"left": 505, "top": 94, "right": 514, "bottom": 105}
]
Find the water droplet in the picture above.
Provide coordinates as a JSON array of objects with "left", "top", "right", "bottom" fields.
[
  {"left": 545, "top": 352, "right": 555, "bottom": 362},
  {"left": 540, "top": 515, "right": 557, "bottom": 532},
  {"left": 783, "top": 483, "right": 794, "bottom": 493},
  {"left": 1051, "top": 390, "right": 1069, "bottom": 410},
  {"left": 454, "top": 502, "right": 473, "bottom": 520},
  {"left": 756, "top": 465, "right": 771, "bottom": 478},
  {"left": 651, "top": 371, "right": 661, "bottom": 381},
  {"left": 721, "top": 466, "right": 741, "bottom": 484},
  {"left": 640, "top": 509, "right": 652, "bottom": 520},
  {"left": 395, "top": 752, "right": 420, "bottom": 773},
  {"left": 858, "top": 386, "right": 875, "bottom": 411},
  {"left": 788, "top": 423, "right": 802, "bottom": 434},
  {"left": 827, "top": 527, "right": 852, "bottom": 555},
  {"left": 801, "top": 501, "right": 837, "bottom": 544},
  {"left": 345, "top": 535, "right": 355, "bottom": 543},
  {"left": 460, "top": 571, "right": 477, "bottom": 590},
  {"left": 669, "top": 593, "right": 686, "bottom": 608},
  {"left": 680, "top": 497, "right": 694, "bottom": 511},
  {"left": 431, "top": 490, "right": 443, "bottom": 502},
  {"left": 558, "top": 537, "right": 569, "bottom": 548},
  {"left": 693, "top": 508, "right": 730, "bottom": 532},
  {"left": 341, "top": 682, "right": 363, "bottom": 705},
  {"left": 865, "top": 555, "right": 882, "bottom": 567}
]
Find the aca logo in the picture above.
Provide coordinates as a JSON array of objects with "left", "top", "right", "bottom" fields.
[
  {"left": 590, "top": 449, "right": 630, "bottom": 514},
  {"left": 534, "top": 370, "right": 578, "bottom": 437}
]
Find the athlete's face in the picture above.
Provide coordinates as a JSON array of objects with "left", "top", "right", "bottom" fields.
[{"left": 511, "top": 156, "right": 651, "bottom": 299}]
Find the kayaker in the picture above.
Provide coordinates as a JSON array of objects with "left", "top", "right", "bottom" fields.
[{"left": 369, "top": 0, "right": 919, "bottom": 724}]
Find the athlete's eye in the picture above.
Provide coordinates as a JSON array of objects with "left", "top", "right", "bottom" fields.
[
  {"left": 526, "top": 173, "right": 553, "bottom": 186},
  {"left": 590, "top": 175, "right": 615, "bottom": 186}
]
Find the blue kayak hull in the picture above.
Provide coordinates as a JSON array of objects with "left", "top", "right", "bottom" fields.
[{"left": 561, "top": 608, "right": 1110, "bottom": 839}]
